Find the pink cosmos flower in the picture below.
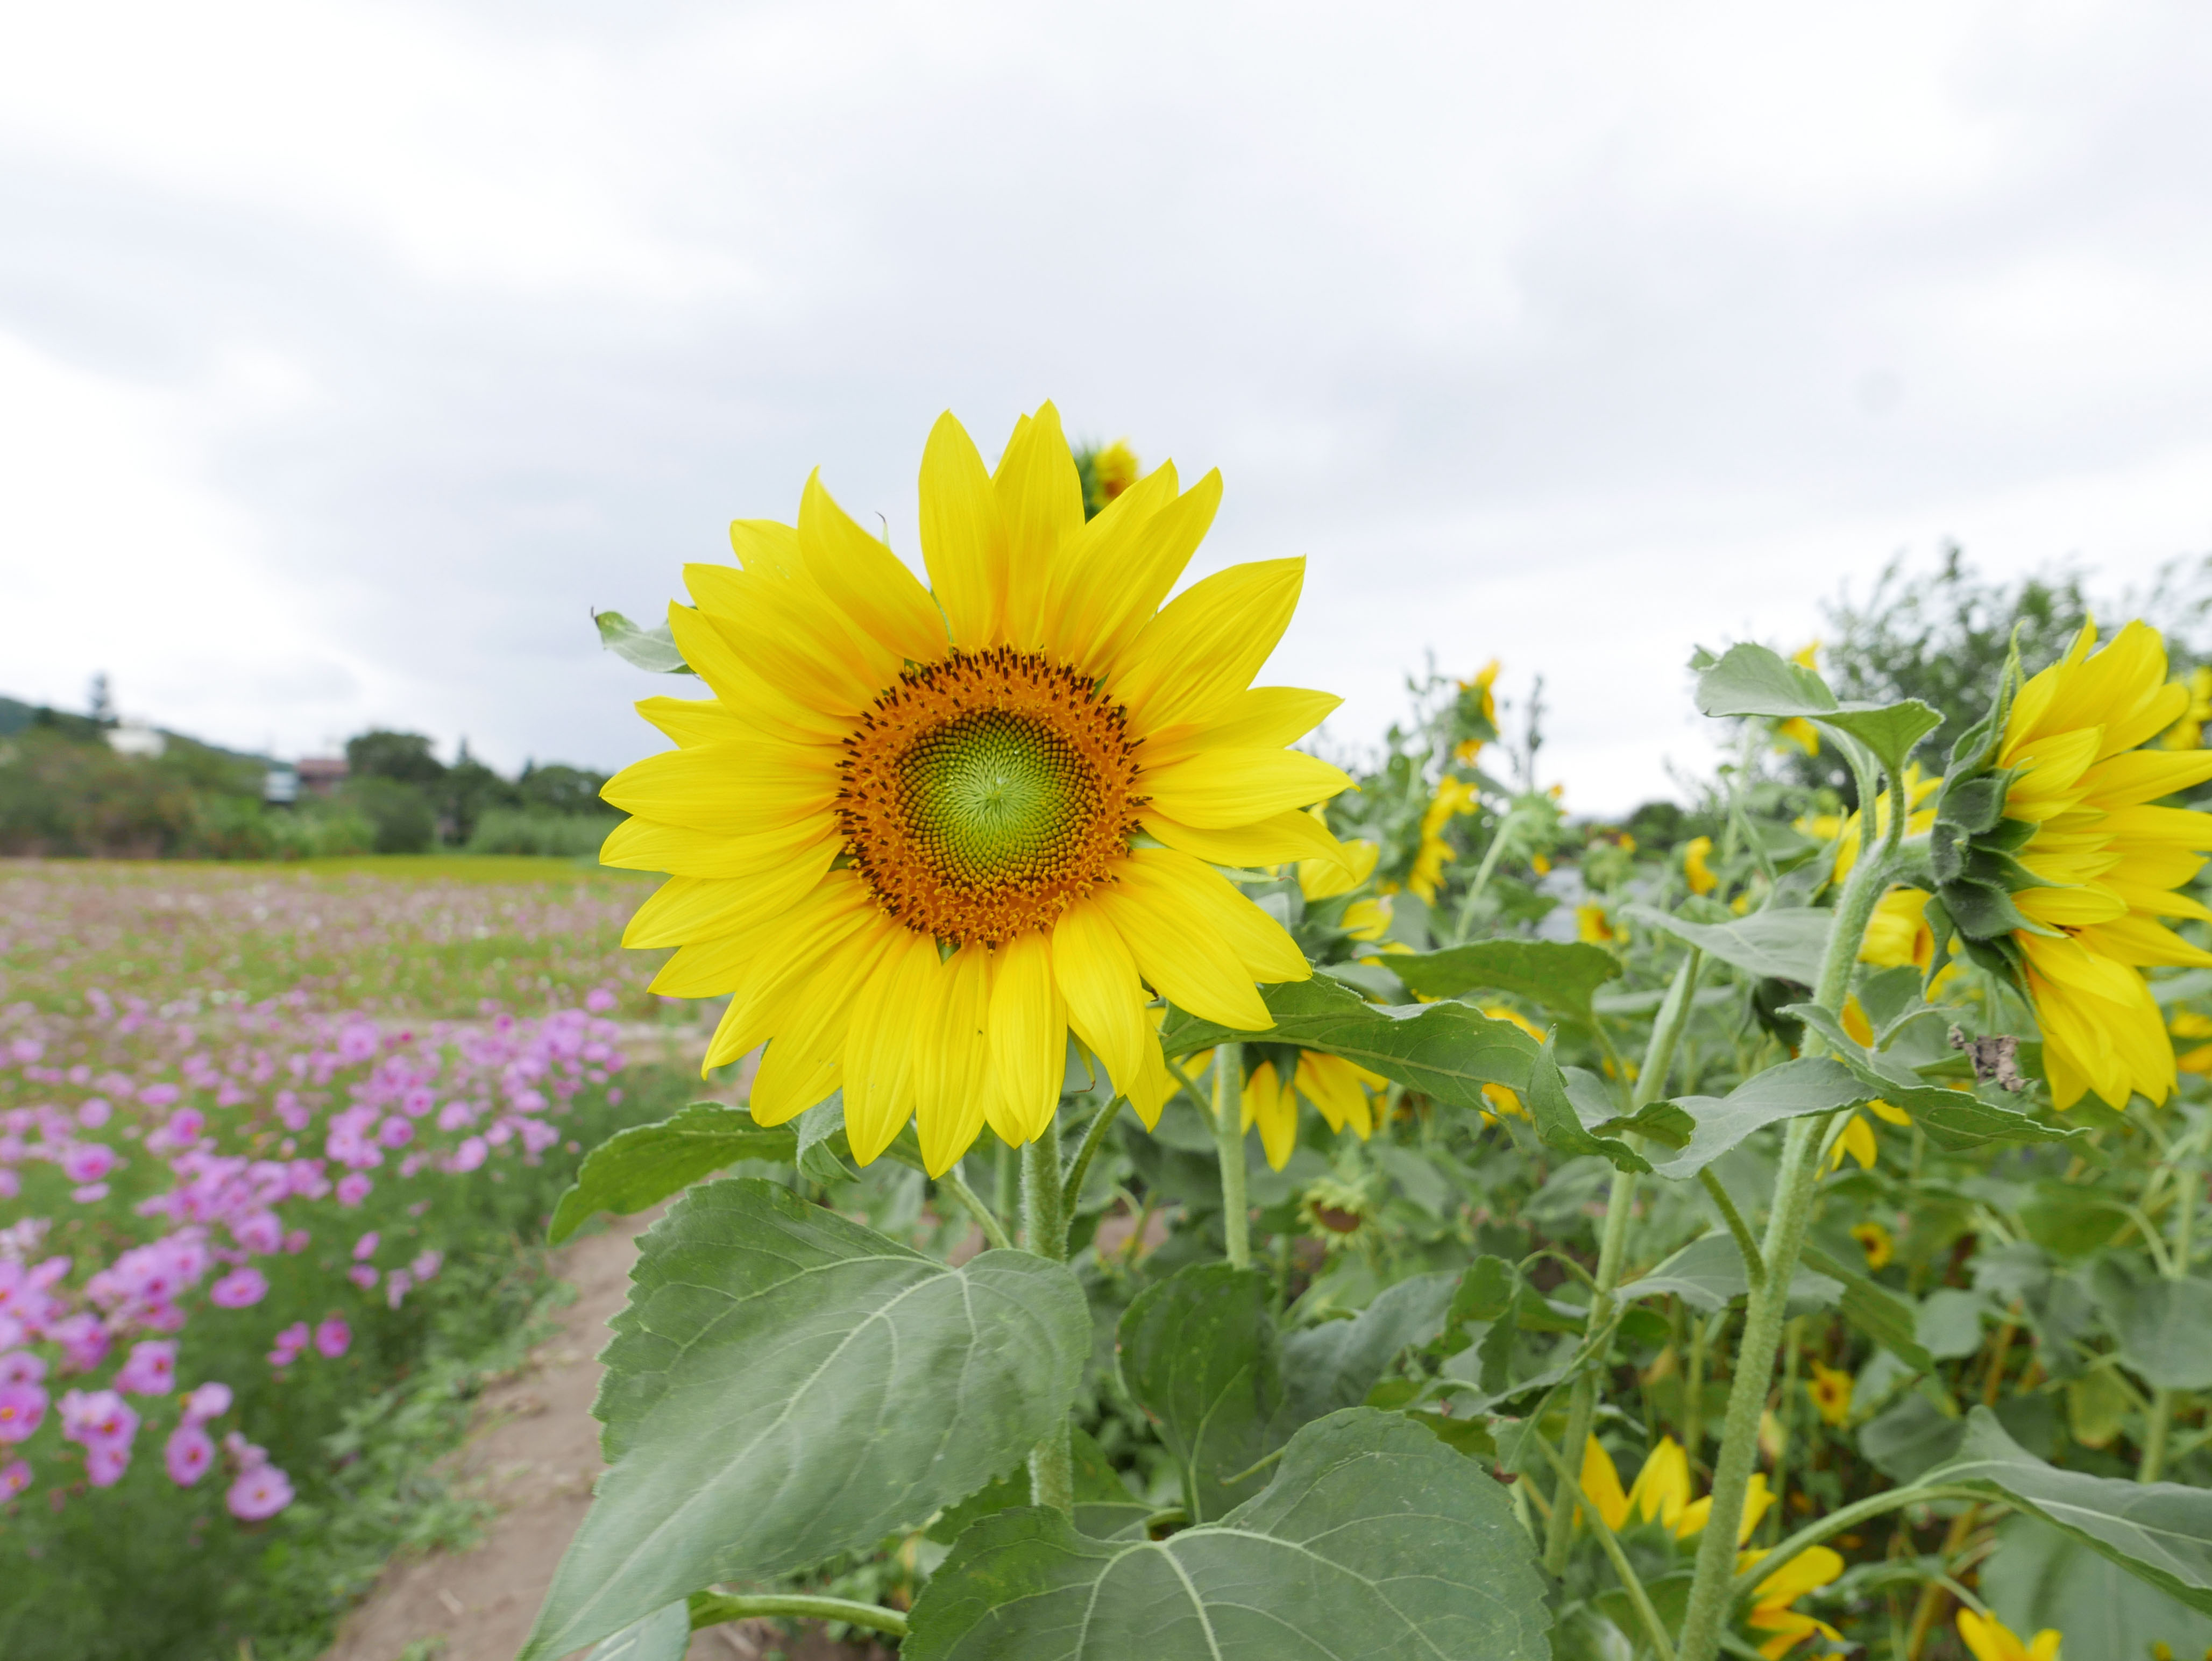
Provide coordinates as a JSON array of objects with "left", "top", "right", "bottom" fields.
[
  {"left": 59, "top": 1388, "right": 137, "bottom": 1450},
  {"left": 352, "top": 1231, "right": 380, "bottom": 1262},
  {"left": 313, "top": 1317, "right": 350, "bottom": 1359},
  {"left": 409, "top": 1250, "right": 443, "bottom": 1283},
  {"left": 60, "top": 1144, "right": 116, "bottom": 1184},
  {"left": 346, "top": 1265, "right": 378, "bottom": 1291},
  {"left": 226, "top": 1463, "right": 294, "bottom": 1520},
  {"left": 586, "top": 986, "right": 617, "bottom": 1012},
  {"left": 71, "top": 1182, "right": 111, "bottom": 1204},
  {"left": 86, "top": 1442, "right": 130, "bottom": 1487},
  {"left": 208, "top": 1268, "right": 268, "bottom": 1309},
  {"left": 0, "top": 1382, "right": 46, "bottom": 1443},
  {"left": 384, "top": 1271, "right": 413, "bottom": 1309},
  {"left": 165, "top": 1424, "right": 214, "bottom": 1486},
  {"left": 115, "top": 1340, "right": 177, "bottom": 1395},
  {"left": 138, "top": 1082, "right": 180, "bottom": 1109},
  {"left": 266, "top": 1323, "right": 310, "bottom": 1369},
  {"left": 76, "top": 1097, "right": 111, "bottom": 1127},
  {"left": 449, "top": 1137, "right": 487, "bottom": 1173},
  {"left": 180, "top": 1381, "right": 232, "bottom": 1424},
  {"left": 0, "top": 1352, "right": 46, "bottom": 1387},
  {"left": 231, "top": 1211, "right": 283, "bottom": 1254},
  {"left": 376, "top": 1117, "right": 413, "bottom": 1148},
  {"left": 335, "top": 1174, "right": 372, "bottom": 1206},
  {"left": 224, "top": 1429, "right": 267, "bottom": 1469},
  {"left": 0, "top": 1458, "right": 28, "bottom": 1497},
  {"left": 282, "top": 1229, "right": 311, "bottom": 1254}
]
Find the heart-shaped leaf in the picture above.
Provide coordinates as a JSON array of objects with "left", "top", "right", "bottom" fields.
[
  {"left": 1645, "top": 1057, "right": 1871, "bottom": 1179},
  {"left": 519, "top": 1180, "right": 1090, "bottom": 1660},
  {"left": 549, "top": 1103, "right": 796, "bottom": 1244},
  {"left": 902, "top": 1409, "right": 1551, "bottom": 1661},
  {"left": 1387, "top": 939, "right": 1623, "bottom": 1023},
  {"left": 1622, "top": 903, "right": 1833, "bottom": 986},
  {"left": 1161, "top": 977, "right": 1537, "bottom": 1109}
]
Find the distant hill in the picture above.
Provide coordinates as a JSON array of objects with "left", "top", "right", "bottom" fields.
[
  {"left": 0, "top": 695, "right": 36, "bottom": 737},
  {"left": 0, "top": 694, "right": 271, "bottom": 764}
]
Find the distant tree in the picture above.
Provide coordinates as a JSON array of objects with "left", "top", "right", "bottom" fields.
[
  {"left": 344, "top": 777, "right": 437, "bottom": 854},
  {"left": 439, "top": 740, "right": 517, "bottom": 843},
  {"left": 1779, "top": 546, "right": 2209, "bottom": 800},
  {"left": 345, "top": 729, "right": 446, "bottom": 785},
  {"left": 515, "top": 761, "right": 609, "bottom": 817},
  {"left": 87, "top": 673, "right": 114, "bottom": 727}
]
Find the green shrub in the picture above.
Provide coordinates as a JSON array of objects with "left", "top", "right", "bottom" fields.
[
  {"left": 466, "top": 808, "right": 620, "bottom": 858},
  {"left": 343, "top": 777, "right": 437, "bottom": 854}
]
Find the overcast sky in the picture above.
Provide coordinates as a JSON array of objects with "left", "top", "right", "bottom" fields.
[{"left": 5, "top": 1, "right": 2210, "bottom": 812}]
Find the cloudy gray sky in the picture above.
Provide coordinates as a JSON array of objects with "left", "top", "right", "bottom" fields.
[{"left": 5, "top": 1, "right": 2210, "bottom": 811}]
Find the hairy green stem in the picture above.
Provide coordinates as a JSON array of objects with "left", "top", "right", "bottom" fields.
[
  {"left": 1213, "top": 1042, "right": 1251, "bottom": 1268},
  {"left": 1699, "top": 1169, "right": 1765, "bottom": 1289},
  {"left": 1728, "top": 1486, "right": 1988, "bottom": 1603},
  {"left": 690, "top": 1592, "right": 910, "bottom": 1638},
  {"left": 1059, "top": 1095, "right": 1125, "bottom": 1246},
  {"left": 1526, "top": 1428, "right": 1679, "bottom": 1661},
  {"left": 1543, "top": 949, "right": 1705, "bottom": 1574},
  {"left": 937, "top": 1168, "right": 1013, "bottom": 1252},
  {"left": 1023, "top": 1114, "right": 1075, "bottom": 1516}
]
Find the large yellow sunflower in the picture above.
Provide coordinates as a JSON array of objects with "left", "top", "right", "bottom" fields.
[
  {"left": 1930, "top": 622, "right": 2212, "bottom": 1109},
  {"left": 1992, "top": 623, "right": 2212, "bottom": 1108},
  {"left": 599, "top": 403, "right": 1352, "bottom": 1174}
]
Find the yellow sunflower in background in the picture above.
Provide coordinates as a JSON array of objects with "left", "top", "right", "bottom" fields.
[
  {"left": 1406, "top": 775, "right": 1480, "bottom": 902},
  {"left": 1456, "top": 659, "right": 1501, "bottom": 765},
  {"left": 1957, "top": 1610, "right": 2062, "bottom": 1661},
  {"left": 601, "top": 403, "right": 1352, "bottom": 1174},
  {"left": 1239, "top": 1049, "right": 1385, "bottom": 1170},
  {"left": 1965, "top": 623, "right": 2212, "bottom": 1108}
]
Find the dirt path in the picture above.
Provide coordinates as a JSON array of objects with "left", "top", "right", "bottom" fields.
[{"left": 322, "top": 1211, "right": 885, "bottom": 1661}]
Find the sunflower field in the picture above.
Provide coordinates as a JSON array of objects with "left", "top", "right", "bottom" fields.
[{"left": 526, "top": 403, "right": 2212, "bottom": 1661}]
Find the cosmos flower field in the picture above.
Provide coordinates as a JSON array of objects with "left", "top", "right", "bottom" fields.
[{"left": 0, "top": 857, "right": 687, "bottom": 1661}]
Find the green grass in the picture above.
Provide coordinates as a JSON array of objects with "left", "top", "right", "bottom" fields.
[{"left": 235, "top": 853, "right": 654, "bottom": 885}]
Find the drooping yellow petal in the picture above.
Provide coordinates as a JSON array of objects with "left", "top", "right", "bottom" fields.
[
  {"left": 917, "top": 410, "right": 1006, "bottom": 649},
  {"left": 633, "top": 694, "right": 751, "bottom": 749},
  {"left": 1240, "top": 1060, "right": 1298, "bottom": 1170},
  {"left": 914, "top": 946, "right": 993, "bottom": 1176},
  {"left": 841, "top": 931, "right": 942, "bottom": 1164},
  {"left": 987, "top": 932, "right": 1065, "bottom": 1145},
  {"left": 1295, "top": 1051, "right": 1374, "bottom": 1138},
  {"left": 1579, "top": 1437, "right": 1629, "bottom": 1532},
  {"left": 742, "top": 922, "right": 892, "bottom": 1117},
  {"left": 1051, "top": 898, "right": 1151, "bottom": 1101},
  {"left": 1103, "top": 849, "right": 1298, "bottom": 1025}
]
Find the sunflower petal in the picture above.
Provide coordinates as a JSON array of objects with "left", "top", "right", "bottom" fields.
[
  {"left": 988, "top": 932, "right": 1065, "bottom": 1145},
  {"left": 992, "top": 401, "right": 1084, "bottom": 650},
  {"left": 797, "top": 470, "right": 947, "bottom": 664},
  {"left": 1051, "top": 899, "right": 1151, "bottom": 1101},
  {"left": 1111, "top": 555, "right": 1302, "bottom": 730},
  {"left": 918, "top": 411, "right": 1006, "bottom": 649},
  {"left": 1144, "top": 747, "right": 1352, "bottom": 830},
  {"left": 1100, "top": 854, "right": 1271, "bottom": 1029}
]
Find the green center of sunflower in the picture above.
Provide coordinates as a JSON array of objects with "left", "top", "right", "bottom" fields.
[
  {"left": 898, "top": 708, "right": 1088, "bottom": 888},
  {"left": 836, "top": 647, "right": 1147, "bottom": 945}
]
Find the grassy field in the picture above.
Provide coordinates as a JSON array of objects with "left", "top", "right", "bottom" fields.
[
  {"left": 0, "top": 856, "right": 669, "bottom": 1018},
  {"left": 0, "top": 855, "right": 698, "bottom": 1661}
]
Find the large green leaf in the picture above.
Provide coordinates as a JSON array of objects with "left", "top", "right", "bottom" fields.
[
  {"left": 1160, "top": 977, "right": 1538, "bottom": 1109},
  {"left": 2093, "top": 1263, "right": 2212, "bottom": 1390},
  {"left": 1932, "top": 1408, "right": 2212, "bottom": 1616},
  {"left": 1645, "top": 1057, "right": 1870, "bottom": 1180},
  {"left": 1778, "top": 1016, "right": 2075, "bottom": 1152},
  {"left": 594, "top": 607, "right": 694, "bottom": 675},
  {"left": 1386, "top": 939, "right": 1623, "bottom": 1023},
  {"left": 1281, "top": 1270, "right": 1459, "bottom": 1424},
  {"left": 1117, "top": 1265, "right": 1294, "bottom": 1523},
  {"left": 548, "top": 1103, "right": 796, "bottom": 1244},
  {"left": 518, "top": 1180, "right": 1090, "bottom": 1661},
  {"left": 1526, "top": 1037, "right": 1654, "bottom": 1174},
  {"left": 582, "top": 1602, "right": 691, "bottom": 1661},
  {"left": 1692, "top": 643, "right": 1939, "bottom": 778},
  {"left": 1621, "top": 903, "right": 1833, "bottom": 986},
  {"left": 1982, "top": 1516, "right": 2212, "bottom": 1661},
  {"left": 927, "top": 1425, "right": 1154, "bottom": 1545},
  {"left": 902, "top": 1409, "right": 1551, "bottom": 1661}
]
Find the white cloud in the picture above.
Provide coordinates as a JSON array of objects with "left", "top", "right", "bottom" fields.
[{"left": 1, "top": 0, "right": 2208, "bottom": 807}]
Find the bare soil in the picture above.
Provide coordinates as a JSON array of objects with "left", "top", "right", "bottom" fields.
[{"left": 320, "top": 1210, "right": 888, "bottom": 1661}]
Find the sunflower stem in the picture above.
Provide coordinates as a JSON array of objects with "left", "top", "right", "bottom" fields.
[
  {"left": 690, "top": 1592, "right": 909, "bottom": 1638},
  {"left": 1213, "top": 1043, "right": 1251, "bottom": 1269},
  {"left": 1525, "top": 1426, "right": 1678, "bottom": 1661},
  {"left": 1542, "top": 948, "right": 1705, "bottom": 1575},
  {"left": 1021, "top": 1113, "right": 1076, "bottom": 1517},
  {"left": 935, "top": 1168, "right": 1012, "bottom": 1253},
  {"left": 1678, "top": 808, "right": 1895, "bottom": 1661},
  {"left": 1058, "top": 1095, "right": 1125, "bottom": 1251}
]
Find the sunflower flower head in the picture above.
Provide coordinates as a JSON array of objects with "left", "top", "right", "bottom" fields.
[
  {"left": 1925, "top": 622, "right": 2212, "bottom": 1109},
  {"left": 1407, "top": 775, "right": 1481, "bottom": 903},
  {"left": 2162, "top": 665, "right": 2212, "bottom": 751},
  {"left": 1851, "top": 1220, "right": 1895, "bottom": 1269},
  {"left": 1240, "top": 1047, "right": 1384, "bottom": 1170},
  {"left": 1684, "top": 834, "right": 1720, "bottom": 896},
  {"left": 1741, "top": 1545, "right": 1845, "bottom": 1658},
  {"left": 1806, "top": 1360, "right": 1853, "bottom": 1426},
  {"left": 602, "top": 403, "right": 1353, "bottom": 1174},
  {"left": 1455, "top": 659, "right": 1502, "bottom": 764},
  {"left": 1957, "top": 1609, "right": 2062, "bottom": 1661}
]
